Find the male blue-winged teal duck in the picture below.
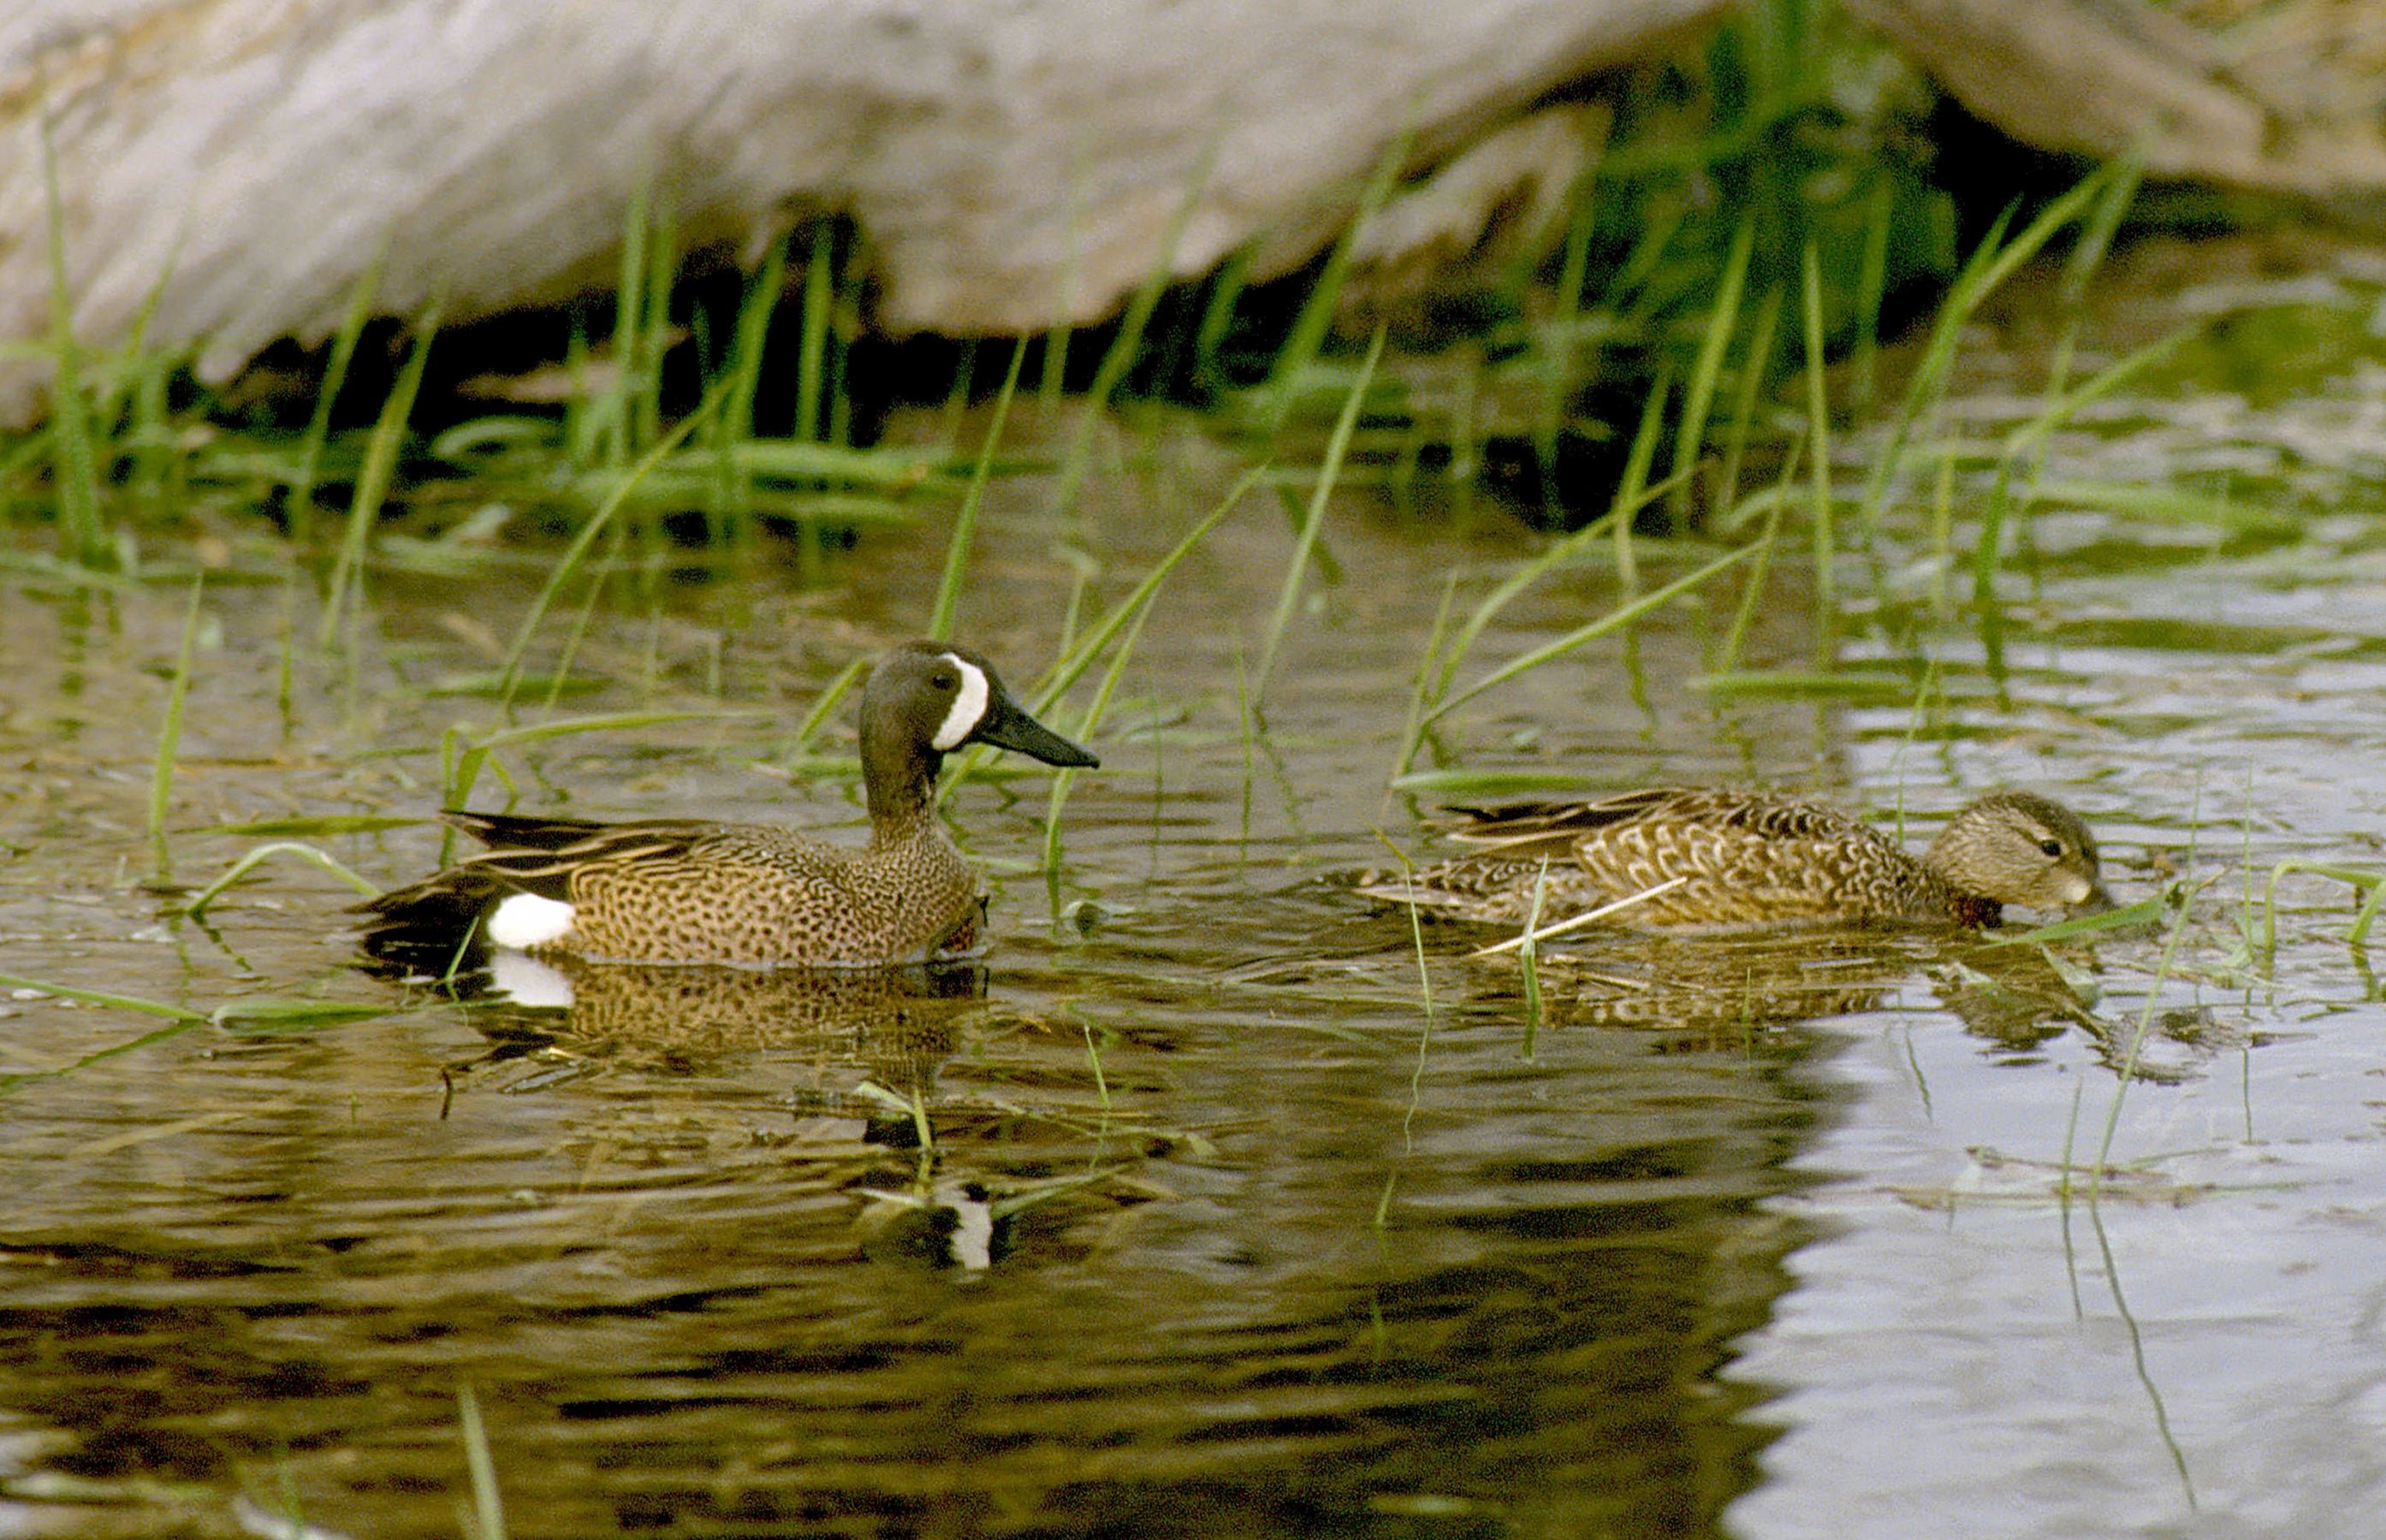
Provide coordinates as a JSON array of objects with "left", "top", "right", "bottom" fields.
[
  {"left": 358, "top": 640, "right": 1098, "bottom": 968},
  {"left": 1361, "top": 787, "right": 2110, "bottom": 933}
]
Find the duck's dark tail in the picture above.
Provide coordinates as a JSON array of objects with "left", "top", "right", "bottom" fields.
[
  {"left": 351, "top": 811, "right": 592, "bottom": 977},
  {"left": 352, "top": 864, "right": 511, "bottom": 978}
]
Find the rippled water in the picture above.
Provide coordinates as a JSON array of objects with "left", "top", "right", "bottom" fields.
[{"left": 7, "top": 242, "right": 2386, "bottom": 1538}]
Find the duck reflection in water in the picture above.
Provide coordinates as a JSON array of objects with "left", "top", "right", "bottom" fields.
[{"left": 384, "top": 955, "right": 1139, "bottom": 1271}]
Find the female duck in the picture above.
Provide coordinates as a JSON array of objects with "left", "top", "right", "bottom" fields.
[
  {"left": 1361, "top": 787, "right": 2110, "bottom": 933},
  {"left": 359, "top": 640, "right": 1098, "bottom": 968}
]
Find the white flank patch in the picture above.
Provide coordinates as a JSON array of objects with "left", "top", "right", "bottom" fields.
[
  {"left": 930, "top": 655, "right": 990, "bottom": 750},
  {"left": 486, "top": 891, "right": 577, "bottom": 950}
]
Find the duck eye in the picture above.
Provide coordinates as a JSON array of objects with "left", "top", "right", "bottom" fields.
[
  {"left": 2038, "top": 837, "right": 2065, "bottom": 857},
  {"left": 931, "top": 670, "right": 956, "bottom": 690}
]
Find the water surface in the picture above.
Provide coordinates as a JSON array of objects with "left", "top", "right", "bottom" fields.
[{"left": 7, "top": 244, "right": 2386, "bottom": 1538}]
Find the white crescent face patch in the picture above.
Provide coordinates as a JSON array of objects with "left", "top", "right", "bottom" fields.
[{"left": 930, "top": 655, "right": 990, "bottom": 751}]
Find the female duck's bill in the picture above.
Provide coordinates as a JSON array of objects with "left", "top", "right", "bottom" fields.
[{"left": 355, "top": 640, "right": 1099, "bottom": 972}]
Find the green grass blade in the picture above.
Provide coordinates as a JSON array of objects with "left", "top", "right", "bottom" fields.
[
  {"left": 146, "top": 575, "right": 205, "bottom": 872},
  {"left": 320, "top": 299, "right": 443, "bottom": 648},
  {"left": 939, "top": 465, "right": 1258, "bottom": 806},
  {"left": 1253, "top": 325, "right": 1386, "bottom": 701},
  {"left": 1191, "top": 248, "right": 1253, "bottom": 393},
  {"left": 443, "top": 709, "right": 742, "bottom": 810},
  {"left": 1669, "top": 217, "right": 1754, "bottom": 527},
  {"left": 1041, "top": 599, "right": 1150, "bottom": 874},
  {"left": 1973, "top": 328, "right": 2190, "bottom": 609},
  {"left": 796, "top": 221, "right": 834, "bottom": 442},
  {"left": 1263, "top": 130, "right": 1410, "bottom": 435},
  {"left": 492, "top": 376, "right": 733, "bottom": 708},
  {"left": 636, "top": 191, "right": 678, "bottom": 454},
  {"left": 1423, "top": 540, "right": 1760, "bottom": 726},
  {"left": 1058, "top": 163, "right": 1212, "bottom": 512},
  {"left": 1858, "top": 167, "right": 2114, "bottom": 528},
  {"left": 182, "top": 841, "right": 383, "bottom": 919},
  {"left": 1849, "top": 175, "right": 1893, "bottom": 412},
  {"left": 39, "top": 80, "right": 105, "bottom": 569},
  {"left": 1799, "top": 241, "right": 1835, "bottom": 637},
  {"left": 709, "top": 229, "right": 790, "bottom": 537},
  {"left": 287, "top": 258, "right": 383, "bottom": 545},
  {"left": 0, "top": 988, "right": 211, "bottom": 1093},
  {"left": 1610, "top": 362, "right": 1673, "bottom": 590},
  {"left": 1535, "top": 187, "right": 1599, "bottom": 508},
  {"left": 0, "top": 973, "right": 208, "bottom": 1023},
  {"left": 1386, "top": 572, "right": 1460, "bottom": 787},
  {"left": 929, "top": 337, "right": 1030, "bottom": 641}
]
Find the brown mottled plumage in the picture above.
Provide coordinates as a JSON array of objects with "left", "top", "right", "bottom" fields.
[
  {"left": 357, "top": 640, "right": 1098, "bottom": 968},
  {"left": 1360, "top": 788, "right": 2110, "bottom": 933}
]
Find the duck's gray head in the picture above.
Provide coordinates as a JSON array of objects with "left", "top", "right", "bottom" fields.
[
  {"left": 1926, "top": 791, "right": 2110, "bottom": 914},
  {"left": 860, "top": 641, "right": 1099, "bottom": 815}
]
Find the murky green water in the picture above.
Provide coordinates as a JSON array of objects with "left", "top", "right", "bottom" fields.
[{"left": 8, "top": 240, "right": 2386, "bottom": 1538}]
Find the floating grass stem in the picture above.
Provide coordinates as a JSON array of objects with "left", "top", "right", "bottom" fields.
[
  {"left": 0, "top": 975, "right": 213, "bottom": 1093},
  {"left": 459, "top": 1383, "right": 507, "bottom": 1540},
  {"left": 1467, "top": 877, "right": 1689, "bottom": 957},
  {"left": 183, "top": 843, "right": 383, "bottom": 921}
]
